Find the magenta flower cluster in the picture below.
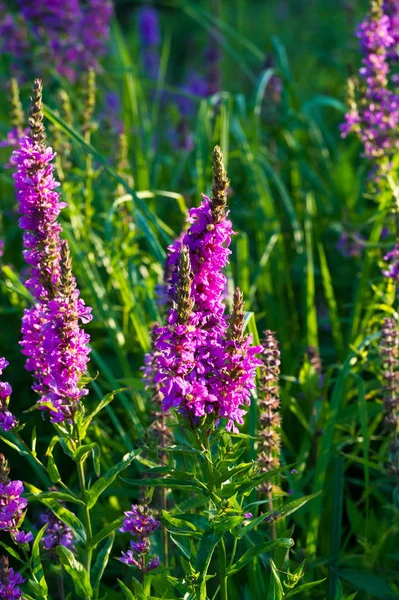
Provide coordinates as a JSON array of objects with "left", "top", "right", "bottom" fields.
[
  {"left": 120, "top": 504, "right": 160, "bottom": 572},
  {"left": 0, "top": 0, "right": 112, "bottom": 82},
  {"left": 13, "top": 135, "right": 92, "bottom": 423},
  {"left": 0, "top": 479, "right": 28, "bottom": 536},
  {"left": 145, "top": 196, "right": 262, "bottom": 431},
  {"left": 0, "top": 358, "right": 17, "bottom": 433},
  {"left": 341, "top": 0, "right": 399, "bottom": 159}
]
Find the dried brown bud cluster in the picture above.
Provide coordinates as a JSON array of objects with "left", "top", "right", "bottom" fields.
[
  {"left": 257, "top": 330, "right": 281, "bottom": 495},
  {"left": 228, "top": 288, "right": 244, "bottom": 342},
  {"left": 0, "top": 454, "right": 10, "bottom": 485},
  {"left": 380, "top": 317, "right": 399, "bottom": 478},
  {"left": 28, "top": 79, "right": 46, "bottom": 147},
  {"left": 176, "top": 246, "right": 194, "bottom": 325},
  {"left": 210, "top": 145, "right": 230, "bottom": 224}
]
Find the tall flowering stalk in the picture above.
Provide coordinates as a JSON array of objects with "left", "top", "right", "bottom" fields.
[
  {"left": 380, "top": 317, "right": 399, "bottom": 485},
  {"left": 119, "top": 504, "right": 160, "bottom": 573},
  {"left": 341, "top": 0, "right": 399, "bottom": 161},
  {"left": 257, "top": 330, "right": 282, "bottom": 539},
  {"left": 342, "top": 0, "right": 399, "bottom": 291},
  {"left": 13, "top": 79, "right": 92, "bottom": 423},
  {"left": 146, "top": 147, "right": 262, "bottom": 431}
]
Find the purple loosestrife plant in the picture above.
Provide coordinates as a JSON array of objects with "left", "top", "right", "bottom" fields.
[
  {"left": 0, "top": 359, "right": 18, "bottom": 432},
  {"left": 13, "top": 80, "right": 92, "bottom": 423},
  {"left": 341, "top": 0, "right": 399, "bottom": 161},
  {"left": 146, "top": 147, "right": 262, "bottom": 431},
  {"left": 1, "top": 0, "right": 112, "bottom": 82},
  {"left": 119, "top": 504, "right": 160, "bottom": 572},
  {"left": 0, "top": 556, "right": 24, "bottom": 600}
]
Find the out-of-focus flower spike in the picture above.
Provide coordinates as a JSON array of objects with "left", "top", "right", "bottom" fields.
[
  {"left": 82, "top": 67, "right": 97, "bottom": 137},
  {"left": 10, "top": 77, "right": 24, "bottom": 136}
]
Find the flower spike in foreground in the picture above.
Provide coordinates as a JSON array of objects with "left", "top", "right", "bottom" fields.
[
  {"left": 13, "top": 79, "right": 92, "bottom": 423},
  {"left": 145, "top": 147, "right": 262, "bottom": 431},
  {"left": 0, "top": 556, "right": 24, "bottom": 600},
  {"left": 119, "top": 504, "right": 160, "bottom": 572},
  {"left": 0, "top": 358, "right": 17, "bottom": 432}
]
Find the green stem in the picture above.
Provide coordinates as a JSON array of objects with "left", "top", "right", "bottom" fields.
[
  {"left": 76, "top": 453, "right": 93, "bottom": 579},
  {"left": 57, "top": 564, "right": 65, "bottom": 600},
  {"left": 218, "top": 538, "right": 228, "bottom": 600}
]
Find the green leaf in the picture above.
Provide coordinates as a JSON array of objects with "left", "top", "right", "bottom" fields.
[
  {"left": 27, "top": 492, "right": 87, "bottom": 543},
  {"left": 73, "top": 443, "right": 101, "bottom": 478},
  {"left": 86, "top": 450, "right": 140, "bottom": 509},
  {"left": 89, "top": 518, "right": 124, "bottom": 550},
  {"left": 0, "top": 542, "right": 23, "bottom": 562},
  {"left": 47, "top": 456, "right": 61, "bottom": 483},
  {"left": 195, "top": 531, "right": 223, "bottom": 599},
  {"left": 118, "top": 579, "right": 136, "bottom": 600},
  {"left": 337, "top": 570, "right": 397, "bottom": 599},
  {"left": 56, "top": 546, "right": 93, "bottom": 599},
  {"left": 268, "top": 559, "right": 284, "bottom": 600},
  {"left": 228, "top": 538, "right": 294, "bottom": 576},
  {"left": 81, "top": 390, "right": 120, "bottom": 436},
  {"left": 122, "top": 476, "right": 205, "bottom": 493},
  {"left": 285, "top": 579, "right": 326, "bottom": 598},
  {"left": 92, "top": 533, "right": 115, "bottom": 598},
  {"left": 26, "top": 579, "right": 48, "bottom": 599},
  {"left": 25, "top": 489, "right": 85, "bottom": 506},
  {"left": 31, "top": 524, "right": 49, "bottom": 593}
]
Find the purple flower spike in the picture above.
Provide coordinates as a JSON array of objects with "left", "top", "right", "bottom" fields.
[
  {"left": 119, "top": 504, "right": 160, "bottom": 573},
  {"left": 144, "top": 147, "right": 262, "bottom": 431},
  {"left": 13, "top": 80, "right": 92, "bottom": 423},
  {"left": 0, "top": 358, "right": 17, "bottom": 433},
  {"left": 0, "top": 556, "right": 24, "bottom": 600},
  {"left": 341, "top": 0, "right": 399, "bottom": 161}
]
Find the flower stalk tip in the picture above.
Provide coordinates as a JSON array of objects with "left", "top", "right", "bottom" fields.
[
  {"left": 28, "top": 78, "right": 45, "bottom": 147},
  {"left": 210, "top": 145, "right": 229, "bottom": 224}
]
